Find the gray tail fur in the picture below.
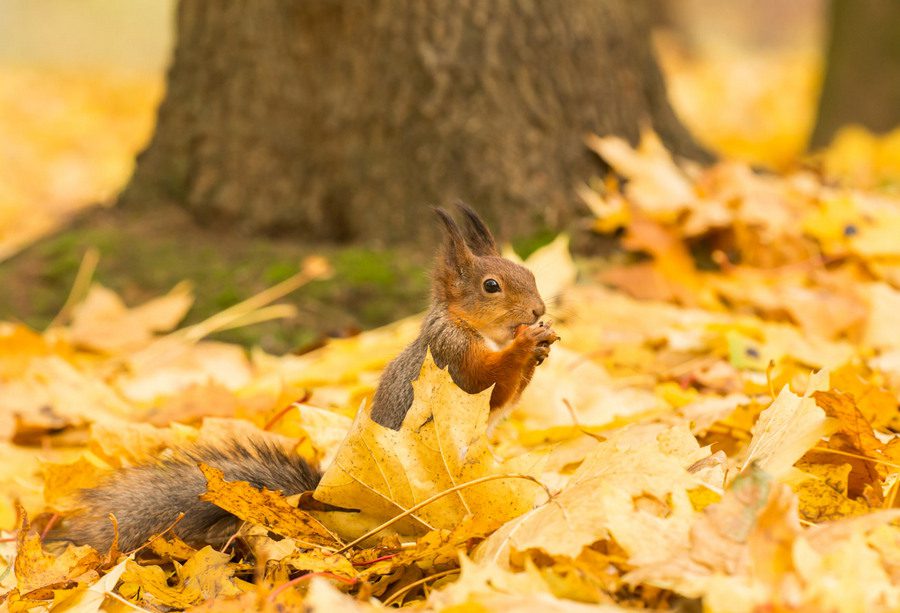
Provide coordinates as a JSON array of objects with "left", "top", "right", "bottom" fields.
[{"left": 60, "top": 438, "right": 319, "bottom": 552}]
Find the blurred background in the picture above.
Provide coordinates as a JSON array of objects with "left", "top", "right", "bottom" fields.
[{"left": 1, "top": 0, "right": 898, "bottom": 352}]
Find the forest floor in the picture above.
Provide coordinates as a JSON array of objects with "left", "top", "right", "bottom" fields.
[
  {"left": 6, "top": 31, "right": 900, "bottom": 613},
  {"left": 0, "top": 203, "right": 432, "bottom": 355}
]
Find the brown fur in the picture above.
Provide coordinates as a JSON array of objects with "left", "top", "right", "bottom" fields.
[
  {"left": 61, "top": 439, "right": 318, "bottom": 552},
  {"left": 370, "top": 203, "right": 558, "bottom": 429}
]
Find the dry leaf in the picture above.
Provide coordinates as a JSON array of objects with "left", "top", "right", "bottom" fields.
[
  {"left": 69, "top": 282, "right": 193, "bottom": 353},
  {"left": 625, "top": 465, "right": 773, "bottom": 596},
  {"left": 865, "top": 282, "right": 900, "bottom": 352},
  {"left": 315, "top": 352, "right": 540, "bottom": 540},
  {"left": 116, "top": 338, "right": 252, "bottom": 402},
  {"left": 741, "top": 370, "right": 829, "bottom": 479},
  {"left": 199, "top": 464, "right": 341, "bottom": 549},
  {"left": 41, "top": 454, "right": 110, "bottom": 511},
  {"left": 14, "top": 505, "right": 101, "bottom": 597},
  {"left": 586, "top": 131, "right": 695, "bottom": 220},
  {"left": 812, "top": 390, "right": 886, "bottom": 501},
  {"left": 479, "top": 425, "right": 703, "bottom": 566},
  {"left": 48, "top": 558, "right": 128, "bottom": 613},
  {"left": 119, "top": 546, "right": 244, "bottom": 608}
]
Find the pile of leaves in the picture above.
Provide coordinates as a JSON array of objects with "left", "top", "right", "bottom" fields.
[{"left": 2, "top": 133, "right": 900, "bottom": 612}]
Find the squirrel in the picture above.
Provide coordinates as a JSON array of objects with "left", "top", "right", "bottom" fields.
[
  {"left": 62, "top": 204, "right": 558, "bottom": 552},
  {"left": 369, "top": 204, "right": 558, "bottom": 429}
]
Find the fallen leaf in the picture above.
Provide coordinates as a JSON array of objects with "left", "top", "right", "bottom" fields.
[
  {"left": 586, "top": 131, "right": 695, "bottom": 221},
  {"left": 116, "top": 338, "right": 252, "bottom": 403},
  {"left": 14, "top": 505, "right": 101, "bottom": 598},
  {"left": 314, "top": 352, "right": 540, "bottom": 541},
  {"left": 41, "top": 453, "right": 110, "bottom": 512},
  {"left": 741, "top": 370, "right": 829, "bottom": 479},
  {"left": 199, "top": 464, "right": 341, "bottom": 549},
  {"left": 478, "top": 425, "right": 704, "bottom": 566},
  {"left": 811, "top": 389, "right": 885, "bottom": 502},
  {"left": 48, "top": 558, "right": 128, "bottom": 613},
  {"left": 865, "top": 282, "right": 900, "bottom": 352},
  {"left": 119, "top": 546, "right": 244, "bottom": 608},
  {"left": 69, "top": 282, "right": 193, "bottom": 353}
]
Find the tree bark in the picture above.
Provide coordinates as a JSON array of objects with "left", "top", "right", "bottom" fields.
[
  {"left": 810, "top": 0, "right": 900, "bottom": 149},
  {"left": 121, "top": 0, "right": 707, "bottom": 244}
]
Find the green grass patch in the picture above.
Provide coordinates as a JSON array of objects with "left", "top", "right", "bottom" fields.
[{"left": 0, "top": 209, "right": 429, "bottom": 354}]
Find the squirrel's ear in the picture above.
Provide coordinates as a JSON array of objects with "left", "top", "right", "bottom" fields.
[
  {"left": 455, "top": 201, "right": 499, "bottom": 256},
  {"left": 434, "top": 207, "right": 473, "bottom": 269}
]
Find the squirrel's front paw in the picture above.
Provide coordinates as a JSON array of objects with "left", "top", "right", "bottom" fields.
[{"left": 518, "top": 320, "right": 559, "bottom": 365}]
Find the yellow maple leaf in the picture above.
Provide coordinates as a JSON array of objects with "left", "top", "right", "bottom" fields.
[
  {"left": 513, "top": 346, "right": 664, "bottom": 430},
  {"left": 47, "top": 558, "right": 128, "bottom": 613},
  {"left": 41, "top": 453, "right": 110, "bottom": 512},
  {"left": 478, "top": 425, "right": 704, "bottom": 566},
  {"left": 13, "top": 505, "right": 101, "bottom": 598},
  {"left": 314, "top": 352, "right": 540, "bottom": 541},
  {"left": 625, "top": 465, "right": 773, "bottom": 597}
]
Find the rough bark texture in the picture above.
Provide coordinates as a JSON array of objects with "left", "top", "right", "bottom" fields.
[
  {"left": 810, "top": 0, "right": 900, "bottom": 149},
  {"left": 121, "top": 0, "right": 706, "bottom": 244}
]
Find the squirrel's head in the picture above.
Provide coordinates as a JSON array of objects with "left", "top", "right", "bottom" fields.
[{"left": 432, "top": 203, "right": 546, "bottom": 347}]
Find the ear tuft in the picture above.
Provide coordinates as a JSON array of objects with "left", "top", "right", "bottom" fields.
[
  {"left": 433, "top": 206, "right": 473, "bottom": 271},
  {"left": 455, "top": 201, "right": 498, "bottom": 256}
]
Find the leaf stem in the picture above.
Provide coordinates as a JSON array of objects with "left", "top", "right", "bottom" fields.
[
  {"left": 811, "top": 446, "right": 900, "bottom": 470},
  {"left": 125, "top": 512, "right": 185, "bottom": 556},
  {"left": 381, "top": 568, "right": 460, "bottom": 606},
  {"left": 47, "top": 246, "right": 99, "bottom": 329}
]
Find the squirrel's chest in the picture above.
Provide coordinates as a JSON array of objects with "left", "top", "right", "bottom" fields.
[{"left": 481, "top": 336, "right": 502, "bottom": 352}]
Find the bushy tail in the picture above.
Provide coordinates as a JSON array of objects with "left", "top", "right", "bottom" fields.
[{"left": 62, "top": 439, "right": 320, "bottom": 552}]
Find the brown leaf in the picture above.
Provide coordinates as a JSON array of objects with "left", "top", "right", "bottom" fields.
[
  {"left": 831, "top": 364, "right": 900, "bottom": 431},
  {"left": 813, "top": 389, "right": 885, "bottom": 502}
]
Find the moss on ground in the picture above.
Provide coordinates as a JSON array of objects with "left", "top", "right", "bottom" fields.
[{"left": 0, "top": 206, "right": 430, "bottom": 353}]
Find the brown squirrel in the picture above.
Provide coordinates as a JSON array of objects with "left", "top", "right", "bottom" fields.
[
  {"left": 370, "top": 204, "right": 558, "bottom": 428},
  {"left": 62, "top": 204, "right": 558, "bottom": 552}
]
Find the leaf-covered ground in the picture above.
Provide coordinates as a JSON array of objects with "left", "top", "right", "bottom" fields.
[
  {"left": 2, "top": 130, "right": 900, "bottom": 611},
  {"left": 4, "top": 29, "right": 900, "bottom": 612}
]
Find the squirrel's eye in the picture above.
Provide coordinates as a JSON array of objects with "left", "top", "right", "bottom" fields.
[{"left": 483, "top": 279, "right": 501, "bottom": 293}]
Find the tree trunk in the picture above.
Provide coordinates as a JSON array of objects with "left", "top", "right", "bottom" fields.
[
  {"left": 809, "top": 0, "right": 900, "bottom": 149},
  {"left": 120, "top": 0, "right": 707, "bottom": 244}
]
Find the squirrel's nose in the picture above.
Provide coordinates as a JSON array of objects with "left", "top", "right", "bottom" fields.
[{"left": 532, "top": 303, "right": 545, "bottom": 320}]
